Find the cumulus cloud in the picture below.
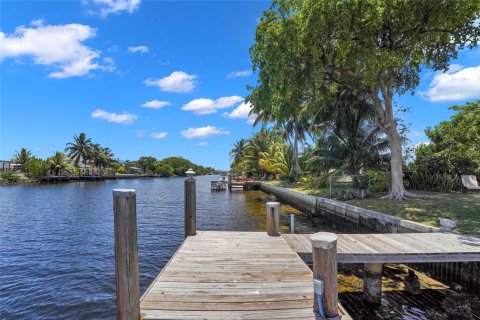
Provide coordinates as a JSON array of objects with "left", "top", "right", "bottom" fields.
[
  {"left": 128, "top": 45, "right": 149, "bottom": 53},
  {"left": 141, "top": 100, "right": 171, "bottom": 109},
  {"left": 223, "top": 101, "right": 257, "bottom": 124},
  {"left": 0, "top": 21, "right": 108, "bottom": 78},
  {"left": 181, "top": 126, "right": 230, "bottom": 139},
  {"left": 182, "top": 96, "right": 243, "bottom": 115},
  {"left": 420, "top": 65, "right": 480, "bottom": 102},
  {"left": 91, "top": 109, "right": 137, "bottom": 124},
  {"left": 196, "top": 142, "right": 208, "bottom": 146},
  {"left": 144, "top": 71, "right": 197, "bottom": 93},
  {"left": 227, "top": 69, "right": 252, "bottom": 79},
  {"left": 150, "top": 132, "right": 168, "bottom": 139},
  {"left": 86, "top": 0, "right": 141, "bottom": 17}
]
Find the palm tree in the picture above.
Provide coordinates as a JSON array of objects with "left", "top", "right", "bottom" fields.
[
  {"left": 230, "top": 139, "right": 249, "bottom": 172},
  {"left": 13, "top": 148, "right": 32, "bottom": 172},
  {"left": 65, "top": 133, "right": 93, "bottom": 176},
  {"left": 91, "top": 144, "right": 115, "bottom": 175},
  {"left": 259, "top": 142, "right": 289, "bottom": 178},
  {"left": 48, "top": 152, "right": 68, "bottom": 175},
  {"left": 281, "top": 107, "right": 310, "bottom": 177}
]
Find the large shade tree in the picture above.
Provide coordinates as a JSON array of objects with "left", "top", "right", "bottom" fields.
[{"left": 250, "top": 0, "right": 480, "bottom": 199}]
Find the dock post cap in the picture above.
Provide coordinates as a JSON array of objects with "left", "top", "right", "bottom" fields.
[
  {"left": 311, "top": 232, "right": 337, "bottom": 249},
  {"left": 266, "top": 202, "right": 280, "bottom": 206},
  {"left": 185, "top": 168, "right": 196, "bottom": 178},
  {"left": 112, "top": 189, "right": 137, "bottom": 197}
]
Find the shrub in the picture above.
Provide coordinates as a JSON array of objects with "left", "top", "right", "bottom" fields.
[
  {"left": 24, "top": 157, "right": 49, "bottom": 178},
  {"left": 0, "top": 171, "right": 21, "bottom": 183},
  {"left": 366, "top": 170, "right": 389, "bottom": 192}
]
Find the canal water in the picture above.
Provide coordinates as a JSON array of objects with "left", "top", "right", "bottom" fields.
[{"left": 0, "top": 175, "right": 326, "bottom": 319}]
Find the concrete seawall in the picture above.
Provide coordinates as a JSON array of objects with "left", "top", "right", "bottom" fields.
[{"left": 259, "top": 183, "right": 479, "bottom": 294}]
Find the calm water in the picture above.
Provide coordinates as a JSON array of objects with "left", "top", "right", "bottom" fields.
[{"left": 0, "top": 175, "right": 319, "bottom": 319}]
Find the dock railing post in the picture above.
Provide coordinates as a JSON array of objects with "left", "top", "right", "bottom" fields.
[
  {"left": 266, "top": 202, "right": 280, "bottom": 236},
  {"left": 113, "top": 189, "right": 140, "bottom": 320},
  {"left": 184, "top": 168, "right": 196, "bottom": 238},
  {"left": 311, "top": 232, "right": 339, "bottom": 319}
]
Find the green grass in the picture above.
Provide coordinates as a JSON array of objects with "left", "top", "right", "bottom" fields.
[
  {"left": 272, "top": 181, "right": 480, "bottom": 237},
  {"left": 345, "top": 191, "right": 480, "bottom": 237}
]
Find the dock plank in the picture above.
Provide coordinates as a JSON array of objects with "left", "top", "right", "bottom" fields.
[
  {"left": 141, "top": 231, "right": 352, "bottom": 320},
  {"left": 282, "top": 233, "right": 480, "bottom": 264}
]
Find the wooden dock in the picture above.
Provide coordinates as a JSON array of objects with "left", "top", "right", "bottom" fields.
[
  {"left": 282, "top": 233, "right": 480, "bottom": 264},
  {"left": 140, "top": 231, "right": 352, "bottom": 320}
]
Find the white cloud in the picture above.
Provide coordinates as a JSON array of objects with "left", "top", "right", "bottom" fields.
[
  {"left": 197, "top": 142, "right": 208, "bottom": 146},
  {"left": 87, "top": 0, "right": 141, "bottom": 17},
  {"left": 227, "top": 69, "right": 252, "bottom": 79},
  {"left": 421, "top": 65, "right": 480, "bottom": 102},
  {"left": 182, "top": 96, "right": 243, "bottom": 115},
  {"left": 223, "top": 101, "right": 257, "bottom": 124},
  {"left": 91, "top": 109, "right": 137, "bottom": 124},
  {"left": 181, "top": 126, "right": 230, "bottom": 139},
  {"left": 150, "top": 132, "right": 168, "bottom": 139},
  {"left": 144, "top": 71, "right": 197, "bottom": 93},
  {"left": 141, "top": 100, "right": 171, "bottom": 109},
  {"left": 128, "top": 45, "right": 149, "bottom": 53},
  {"left": 0, "top": 21, "right": 107, "bottom": 78}
]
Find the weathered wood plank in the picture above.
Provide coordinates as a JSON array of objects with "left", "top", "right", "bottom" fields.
[
  {"left": 282, "top": 233, "right": 480, "bottom": 264},
  {"left": 141, "top": 231, "right": 352, "bottom": 319}
]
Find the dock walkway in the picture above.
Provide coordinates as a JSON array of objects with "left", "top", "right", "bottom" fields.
[
  {"left": 282, "top": 233, "right": 480, "bottom": 264},
  {"left": 140, "top": 231, "right": 351, "bottom": 320}
]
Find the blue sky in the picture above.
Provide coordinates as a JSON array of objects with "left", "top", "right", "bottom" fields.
[{"left": 1, "top": 1, "right": 479, "bottom": 170}]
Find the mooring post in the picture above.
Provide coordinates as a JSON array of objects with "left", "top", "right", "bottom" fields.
[
  {"left": 363, "top": 263, "right": 383, "bottom": 304},
  {"left": 311, "top": 232, "right": 339, "bottom": 319},
  {"left": 113, "top": 189, "right": 140, "bottom": 320},
  {"left": 290, "top": 214, "right": 295, "bottom": 234},
  {"left": 266, "top": 202, "right": 280, "bottom": 236},
  {"left": 184, "top": 168, "right": 196, "bottom": 238}
]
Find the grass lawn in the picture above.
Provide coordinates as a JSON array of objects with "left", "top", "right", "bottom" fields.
[
  {"left": 272, "top": 181, "right": 480, "bottom": 237},
  {"left": 345, "top": 191, "right": 480, "bottom": 237}
]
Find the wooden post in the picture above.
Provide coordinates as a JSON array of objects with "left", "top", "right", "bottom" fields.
[
  {"left": 228, "top": 174, "right": 232, "bottom": 191},
  {"left": 290, "top": 214, "right": 295, "bottom": 234},
  {"left": 113, "top": 189, "right": 140, "bottom": 320},
  {"left": 266, "top": 202, "right": 280, "bottom": 236},
  {"left": 311, "top": 232, "right": 338, "bottom": 319},
  {"left": 363, "top": 263, "right": 383, "bottom": 304},
  {"left": 184, "top": 177, "right": 196, "bottom": 238}
]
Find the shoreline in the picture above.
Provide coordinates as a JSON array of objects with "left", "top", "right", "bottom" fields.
[{"left": 0, "top": 173, "right": 214, "bottom": 186}]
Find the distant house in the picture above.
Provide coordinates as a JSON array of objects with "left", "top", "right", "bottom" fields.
[
  {"left": 0, "top": 161, "right": 21, "bottom": 172},
  {"left": 126, "top": 166, "right": 142, "bottom": 174}
]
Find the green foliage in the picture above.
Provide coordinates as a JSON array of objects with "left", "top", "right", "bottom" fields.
[
  {"left": 0, "top": 171, "right": 21, "bottom": 183},
  {"left": 409, "top": 101, "right": 480, "bottom": 191},
  {"left": 137, "top": 156, "right": 157, "bottom": 174},
  {"left": 116, "top": 166, "right": 127, "bottom": 174},
  {"left": 250, "top": 0, "right": 480, "bottom": 198},
  {"left": 155, "top": 163, "right": 174, "bottom": 177},
  {"left": 48, "top": 152, "right": 68, "bottom": 175},
  {"left": 24, "top": 157, "right": 49, "bottom": 178},
  {"left": 13, "top": 148, "right": 32, "bottom": 172},
  {"left": 366, "top": 170, "right": 389, "bottom": 192}
]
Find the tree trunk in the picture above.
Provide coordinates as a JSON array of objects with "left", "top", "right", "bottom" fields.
[
  {"left": 293, "top": 124, "right": 302, "bottom": 177},
  {"left": 378, "top": 85, "right": 413, "bottom": 200}
]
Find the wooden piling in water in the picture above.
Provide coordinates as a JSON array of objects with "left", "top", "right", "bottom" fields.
[
  {"left": 113, "top": 189, "right": 140, "bottom": 320},
  {"left": 363, "top": 263, "right": 383, "bottom": 304},
  {"left": 311, "top": 232, "right": 338, "bottom": 319},
  {"left": 184, "top": 177, "right": 196, "bottom": 238},
  {"left": 266, "top": 202, "right": 280, "bottom": 236}
]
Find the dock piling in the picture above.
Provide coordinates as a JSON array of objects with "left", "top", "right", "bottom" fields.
[
  {"left": 311, "top": 232, "right": 339, "bottom": 319},
  {"left": 266, "top": 202, "right": 280, "bottom": 236},
  {"left": 184, "top": 169, "right": 196, "bottom": 238},
  {"left": 363, "top": 263, "right": 383, "bottom": 304},
  {"left": 113, "top": 189, "right": 140, "bottom": 320}
]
